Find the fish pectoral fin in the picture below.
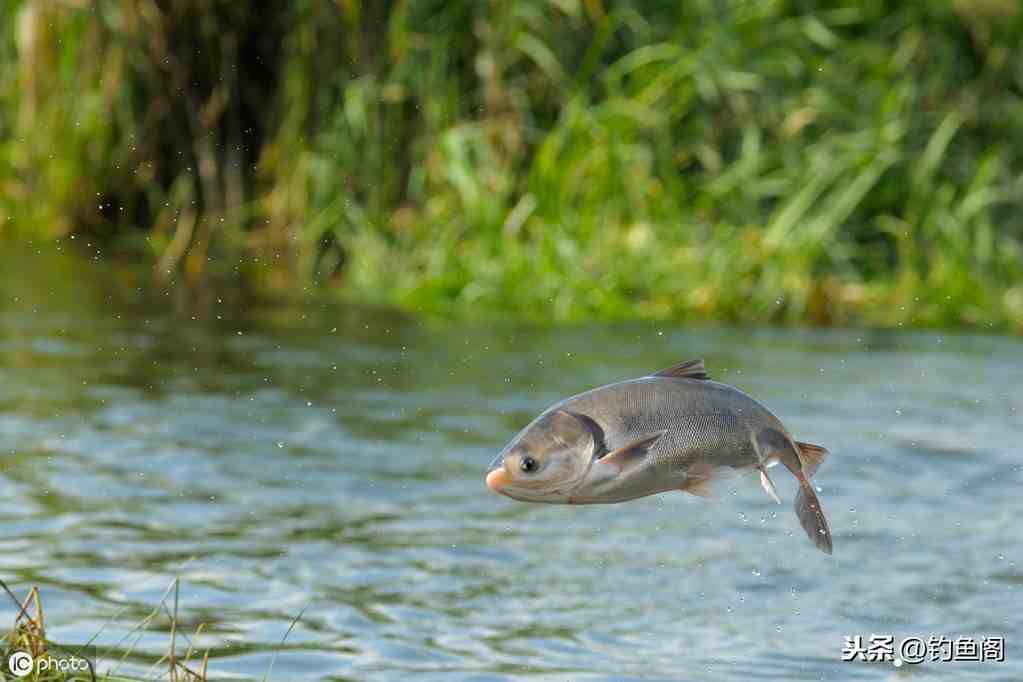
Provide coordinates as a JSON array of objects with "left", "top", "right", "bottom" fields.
[
  {"left": 600, "top": 432, "right": 663, "bottom": 472},
  {"left": 678, "top": 459, "right": 725, "bottom": 500},
  {"left": 652, "top": 359, "right": 709, "bottom": 381},
  {"left": 758, "top": 467, "right": 782, "bottom": 504}
]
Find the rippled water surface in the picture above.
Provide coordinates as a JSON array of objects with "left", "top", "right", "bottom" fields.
[{"left": 1, "top": 247, "right": 1020, "bottom": 681}]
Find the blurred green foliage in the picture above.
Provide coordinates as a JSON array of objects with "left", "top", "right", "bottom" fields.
[{"left": 1, "top": 0, "right": 1022, "bottom": 329}]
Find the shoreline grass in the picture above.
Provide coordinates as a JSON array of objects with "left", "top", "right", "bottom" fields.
[
  {"left": 0, "top": 577, "right": 309, "bottom": 682},
  {"left": 0, "top": 578, "right": 208, "bottom": 682},
  {"left": 1, "top": 1, "right": 1021, "bottom": 331}
]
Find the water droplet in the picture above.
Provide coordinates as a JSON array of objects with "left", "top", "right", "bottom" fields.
[
  {"left": 775, "top": 626, "right": 782, "bottom": 633},
  {"left": 276, "top": 442, "right": 284, "bottom": 449},
  {"left": 752, "top": 568, "right": 761, "bottom": 577}
]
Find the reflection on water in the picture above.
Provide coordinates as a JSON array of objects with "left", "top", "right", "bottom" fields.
[{"left": 1, "top": 244, "right": 1021, "bottom": 681}]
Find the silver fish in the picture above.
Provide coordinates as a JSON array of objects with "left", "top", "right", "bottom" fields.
[{"left": 485, "top": 360, "right": 833, "bottom": 554}]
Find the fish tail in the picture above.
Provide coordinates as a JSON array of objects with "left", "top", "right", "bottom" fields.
[
  {"left": 793, "top": 477, "right": 833, "bottom": 555},
  {"left": 759, "top": 430, "right": 833, "bottom": 554},
  {"left": 795, "top": 441, "right": 829, "bottom": 478},
  {"left": 791, "top": 440, "right": 832, "bottom": 553},
  {"left": 755, "top": 429, "right": 834, "bottom": 554}
]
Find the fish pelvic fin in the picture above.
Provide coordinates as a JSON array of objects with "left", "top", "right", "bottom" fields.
[
  {"left": 758, "top": 467, "right": 782, "bottom": 504},
  {"left": 795, "top": 441, "right": 829, "bottom": 478},
  {"left": 679, "top": 458, "right": 724, "bottom": 499}
]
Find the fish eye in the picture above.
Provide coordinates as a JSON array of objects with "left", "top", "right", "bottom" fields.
[{"left": 520, "top": 456, "right": 538, "bottom": 473}]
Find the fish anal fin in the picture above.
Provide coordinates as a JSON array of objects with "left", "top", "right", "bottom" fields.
[
  {"left": 601, "top": 432, "right": 663, "bottom": 472},
  {"left": 795, "top": 441, "right": 829, "bottom": 478},
  {"left": 652, "top": 359, "right": 709, "bottom": 381},
  {"left": 759, "top": 467, "right": 782, "bottom": 504}
]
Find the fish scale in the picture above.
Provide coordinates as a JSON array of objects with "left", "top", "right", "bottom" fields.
[
  {"left": 567, "top": 378, "right": 778, "bottom": 470},
  {"left": 654, "top": 413, "right": 754, "bottom": 473}
]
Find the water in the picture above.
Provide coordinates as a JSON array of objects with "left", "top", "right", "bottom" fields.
[{"left": 1, "top": 246, "right": 1020, "bottom": 681}]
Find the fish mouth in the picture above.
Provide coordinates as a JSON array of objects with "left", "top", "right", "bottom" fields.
[
  {"left": 486, "top": 467, "right": 512, "bottom": 492},
  {"left": 485, "top": 453, "right": 511, "bottom": 493}
]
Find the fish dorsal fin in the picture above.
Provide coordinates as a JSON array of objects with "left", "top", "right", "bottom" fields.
[{"left": 652, "top": 359, "right": 709, "bottom": 380}]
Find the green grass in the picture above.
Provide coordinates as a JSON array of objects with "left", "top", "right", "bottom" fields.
[{"left": 1, "top": 1, "right": 1022, "bottom": 330}]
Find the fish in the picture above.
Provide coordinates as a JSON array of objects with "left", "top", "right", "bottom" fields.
[{"left": 485, "top": 359, "right": 834, "bottom": 554}]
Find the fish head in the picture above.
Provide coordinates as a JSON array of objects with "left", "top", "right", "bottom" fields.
[{"left": 486, "top": 409, "right": 601, "bottom": 503}]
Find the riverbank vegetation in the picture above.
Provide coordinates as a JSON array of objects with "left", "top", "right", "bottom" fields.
[{"left": 1, "top": 1, "right": 1021, "bottom": 329}]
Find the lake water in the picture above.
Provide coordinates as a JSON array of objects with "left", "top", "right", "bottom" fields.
[{"left": 0, "top": 245, "right": 1020, "bottom": 681}]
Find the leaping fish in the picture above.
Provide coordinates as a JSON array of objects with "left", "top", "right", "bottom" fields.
[{"left": 485, "top": 359, "right": 833, "bottom": 554}]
